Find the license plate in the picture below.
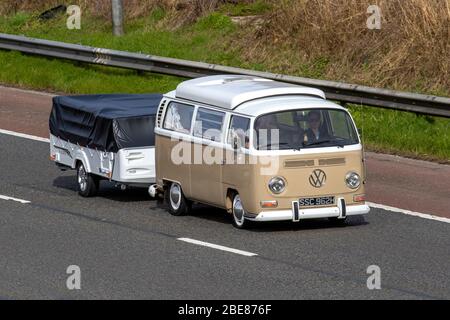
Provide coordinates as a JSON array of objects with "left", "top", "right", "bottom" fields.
[{"left": 298, "top": 196, "right": 335, "bottom": 207}]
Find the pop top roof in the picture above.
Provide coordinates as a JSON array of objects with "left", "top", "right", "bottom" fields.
[{"left": 174, "top": 75, "right": 326, "bottom": 110}]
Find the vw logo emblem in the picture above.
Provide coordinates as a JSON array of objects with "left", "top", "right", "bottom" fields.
[{"left": 309, "top": 169, "right": 326, "bottom": 188}]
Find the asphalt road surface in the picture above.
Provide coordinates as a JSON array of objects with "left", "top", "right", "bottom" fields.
[{"left": 0, "top": 133, "right": 449, "bottom": 299}]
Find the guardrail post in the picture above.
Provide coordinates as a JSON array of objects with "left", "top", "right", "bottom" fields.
[{"left": 111, "top": 0, "right": 124, "bottom": 36}]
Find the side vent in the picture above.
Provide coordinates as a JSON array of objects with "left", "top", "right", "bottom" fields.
[{"left": 156, "top": 99, "right": 167, "bottom": 128}]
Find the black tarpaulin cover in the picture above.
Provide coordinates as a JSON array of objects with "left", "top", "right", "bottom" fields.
[{"left": 49, "top": 94, "right": 162, "bottom": 152}]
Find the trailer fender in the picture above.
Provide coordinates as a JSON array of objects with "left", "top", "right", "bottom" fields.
[{"left": 74, "top": 149, "right": 92, "bottom": 173}]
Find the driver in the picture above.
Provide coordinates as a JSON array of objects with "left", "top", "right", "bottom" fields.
[{"left": 305, "top": 110, "right": 325, "bottom": 142}]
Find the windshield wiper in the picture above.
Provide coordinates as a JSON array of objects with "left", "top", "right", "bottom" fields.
[{"left": 304, "top": 139, "right": 345, "bottom": 148}]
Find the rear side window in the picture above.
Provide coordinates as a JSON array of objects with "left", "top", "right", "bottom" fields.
[
  {"left": 193, "top": 108, "right": 225, "bottom": 142},
  {"left": 228, "top": 115, "right": 250, "bottom": 149},
  {"left": 163, "top": 102, "right": 194, "bottom": 134}
]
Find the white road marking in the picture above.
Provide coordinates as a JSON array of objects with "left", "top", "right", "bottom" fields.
[
  {"left": 0, "top": 127, "right": 449, "bottom": 225},
  {"left": 368, "top": 202, "right": 450, "bottom": 224},
  {"left": 178, "top": 238, "right": 258, "bottom": 257},
  {"left": 0, "top": 129, "right": 49, "bottom": 143},
  {"left": 0, "top": 195, "right": 31, "bottom": 204}
]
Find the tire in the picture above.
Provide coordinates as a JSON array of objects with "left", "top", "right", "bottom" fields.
[
  {"left": 165, "top": 182, "right": 191, "bottom": 216},
  {"left": 232, "top": 194, "right": 248, "bottom": 229},
  {"left": 77, "top": 162, "right": 99, "bottom": 197}
]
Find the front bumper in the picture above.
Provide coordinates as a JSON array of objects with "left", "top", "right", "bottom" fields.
[{"left": 247, "top": 199, "right": 370, "bottom": 222}]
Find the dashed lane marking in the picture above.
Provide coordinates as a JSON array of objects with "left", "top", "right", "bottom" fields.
[{"left": 178, "top": 238, "right": 258, "bottom": 257}]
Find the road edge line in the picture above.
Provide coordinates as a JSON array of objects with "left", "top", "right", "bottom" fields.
[
  {"left": 0, "top": 128, "right": 49, "bottom": 143},
  {"left": 367, "top": 202, "right": 450, "bottom": 224}
]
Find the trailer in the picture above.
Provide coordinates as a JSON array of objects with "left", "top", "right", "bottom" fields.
[{"left": 49, "top": 94, "right": 162, "bottom": 197}]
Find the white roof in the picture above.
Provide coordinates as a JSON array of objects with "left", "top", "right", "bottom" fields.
[
  {"left": 234, "top": 95, "right": 346, "bottom": 117},
  {"left": 174, "top": 75, "right": 326, "bottom": 109}
]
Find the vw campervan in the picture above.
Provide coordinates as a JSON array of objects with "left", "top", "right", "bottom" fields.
[{"left": 155, "top": 75, "right": 369, "bottom": 228}]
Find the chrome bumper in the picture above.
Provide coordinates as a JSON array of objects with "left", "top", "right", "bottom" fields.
[{"left": 248, "top": 200, "right": 370, "bottom": 222}]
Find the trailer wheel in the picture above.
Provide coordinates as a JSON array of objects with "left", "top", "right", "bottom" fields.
[
  {"left": 77, "top": 162, "right": 99, "bottom": 197},
  {"left": 165, "top": 182, "right": 191, "bottom": 216}
]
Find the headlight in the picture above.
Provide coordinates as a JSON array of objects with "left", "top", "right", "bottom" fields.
[
  {"left": 268, "top": 177, "right": 286, "bottom": 194},
  {"left": 346, "top": 172, "right": 361, "bottom": 189}
]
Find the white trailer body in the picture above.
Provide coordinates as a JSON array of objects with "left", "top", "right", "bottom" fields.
[
  {"left": 50, "top": 134, "right": 156, "bottom": 185},
  {"left": 49, "top": 94, "right": 162, "bottom": 196}
]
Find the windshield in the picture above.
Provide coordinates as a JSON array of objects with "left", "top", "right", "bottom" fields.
[{"left": 254, "top": 109, "right": 359, "bottom": 150}]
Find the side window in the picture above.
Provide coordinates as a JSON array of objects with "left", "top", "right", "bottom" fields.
[
  {"left": 193, "top": 108, "right": 225, "bottom": 142},
  {"left": 328, "top": 110, "right": 357, "bottom": 140},
  {"left": 163, "top": 102, "right": 194, "bottom": 134},
  {"left": 228, "top": 115, "right": 250, "bottom": 149}
]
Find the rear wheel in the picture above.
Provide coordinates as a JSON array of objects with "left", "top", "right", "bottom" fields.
[
  {"left": 232, "top": 194, "right": 248, "bottom": 229},
  {"left": 165, "top": 182, "right": 191, "bottom": 216},
  {"left": 77, "top": 162, "right": 99, "bottom": 197}
]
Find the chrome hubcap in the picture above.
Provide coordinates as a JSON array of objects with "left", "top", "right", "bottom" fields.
[
  {"left": 78, "top": 165, "right": 87, "bottom": 192},
  {"left": 233, "top": 195, "right": 245, "bottom": 226},
  {"left": 169, "top": 183, "right": 182, "bottom": 210}
]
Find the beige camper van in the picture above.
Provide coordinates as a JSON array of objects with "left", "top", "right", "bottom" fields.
[{"left": 154, "top": 75, "right": 369, "bottom": 228}]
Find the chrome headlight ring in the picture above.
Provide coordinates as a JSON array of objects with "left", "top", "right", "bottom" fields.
[
  {"left": 346, "top": 172, "right": 361, "bottom": 189},
  {"left": 268, "top": 176, "right": 287, "bottom": 194}
]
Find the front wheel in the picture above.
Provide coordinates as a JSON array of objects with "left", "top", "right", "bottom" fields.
[
  {"left": 165, "top": 182, "right": 191, "bottom": 216},
  {"left": 232, "top": 194, "right": 248, "bottom": 229},
  {"left": 77, "top": 162, "right": 99, "bottom": 197}
]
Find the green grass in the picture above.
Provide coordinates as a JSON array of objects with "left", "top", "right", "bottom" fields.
[
  {"left": 0, "top": 10, "right": 449, "bottom": 162},
  {"left": 350, "top": 105, "right": 450, "bottom": 162},
  {"left": 0, "top": 11, "right": 241, "bottom": 65},
  {"left": 0, "top": 51, "right": 181, "bottom": 94}
]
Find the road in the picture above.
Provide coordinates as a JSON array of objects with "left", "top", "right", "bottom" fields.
[{"left": 0, "top": 86, "right": 449, "bottom": 299}]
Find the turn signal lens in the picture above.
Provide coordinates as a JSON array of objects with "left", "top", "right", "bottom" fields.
[
  {"left": 353, "top": 194, "right": 366, "bottom": 202},
  {"left": 260, "top": 200, "right": 278, "bottom": 208}
]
